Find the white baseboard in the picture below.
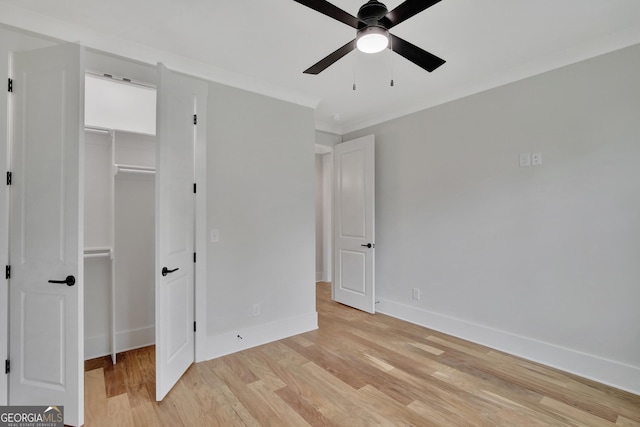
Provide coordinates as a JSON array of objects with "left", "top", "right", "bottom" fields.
[
  {"left": 85, "top": 335, "right": 110, "bottom": 360},
  {"left": 116, "top": 326, "right": 155, "bottom": 353},
  {"left": 206, "top": 312, "right": 318, "bottom": 360},
  {"left": 377, "top": 298, "right": 640, "bottom": 396},
  {"left": 84, "top": 325, "right": 155, "bottom": 360},
  {"left": 316, "top": 272, "right": 330, "bottom": 282}
]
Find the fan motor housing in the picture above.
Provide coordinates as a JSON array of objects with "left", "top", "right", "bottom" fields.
[{"left": 358, "top": 0, "right": 388, "bottom": 26}]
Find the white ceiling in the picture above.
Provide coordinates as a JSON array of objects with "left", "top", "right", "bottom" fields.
[{"left": 2, "top": 0, "right": 640, "bottom": 134}]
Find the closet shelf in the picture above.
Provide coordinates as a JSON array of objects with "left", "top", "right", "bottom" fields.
[{"left": 114, "top": 163, "right": 156, "bottom": 175}]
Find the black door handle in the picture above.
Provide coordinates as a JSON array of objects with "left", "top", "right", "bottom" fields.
[
  {"left": 48, "top": 275, "right": 76, "bottom": 287},
  {"left": 361, "top": 243, "right": 374, "bottom": 248},
  {"left": 162, "top": 267, "right": 179, "bottom": 277}
]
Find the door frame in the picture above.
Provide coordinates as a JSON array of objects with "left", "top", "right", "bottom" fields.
[
  {"left": 193, "top": 98, "right": 207, "bottom": 363},
  {"left": 83, "top": 64, "right": 207, "bottom": 363},
  {"left": 82, "top": 67, "right": 207, "bottom": 364},
  {"left": 0, "top": 49, "right": 10, "bottom": 408},
  {"left": 332, "top": 134, "right": 376, "bottom": 313}
]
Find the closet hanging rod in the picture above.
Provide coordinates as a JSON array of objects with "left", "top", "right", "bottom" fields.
[
  {"left": 85, "top": 126, "right": 111, "bottom": 134},
  {"left": 114, "top": 164, "right": 156, "bottom": 174},
  {"left": 85, "top": 246, "right": 112, "bottom": 253},
  {"left": 84, "top": 247, "right": 112, "bottom": 259},
  {"left": 84, "top": 252, "right": 112, "bottom": 259}
]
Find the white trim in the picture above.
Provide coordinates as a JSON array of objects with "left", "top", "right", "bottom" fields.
[
  {"left": 194, "top": 86, "right": 208, "bottom": 363},
  {"left": 116, "top": 326, "right": 155, "bottom": 354},
  {"left": 314, "top": 144, "right": 331, "bottom": 155},
  {"left": 84, "top": 325, "right": 155, "bottom": 360},
  {"left": 0, "top": 50, "right": 11, "bottom": 408},
  {"left": 84, "top": 335, "right": 110, "bottom": 361},
  {"left": 206, "top": 312, "right": 318, "bottom": 360},
  {"left": 378, "top": 298, "right": 640, "bottom": 396}
]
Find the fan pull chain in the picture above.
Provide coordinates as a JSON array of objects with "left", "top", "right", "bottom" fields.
[
  {"left": 389, "top": 35, "right": 395, "bottom": 87},
  {"left": 353, "top": 50, "right": 357, "bottom": 91}
]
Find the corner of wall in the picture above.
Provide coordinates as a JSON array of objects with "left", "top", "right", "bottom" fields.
[{"left": 205, "top": 311, "right": 318, "bottom": 361}]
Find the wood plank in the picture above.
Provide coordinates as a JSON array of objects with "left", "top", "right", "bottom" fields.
[
  {"left": 105, "top": 393, "right": 134, "bottom": 427},
  {"left": 196, "top": 362, "right": 260, "bottom": 426},
  {"left": 540, "top": 396, "right": 618, "bottom": 427},
  {"left": 84, "top": 282, "right": 640, "bottom": 426}
]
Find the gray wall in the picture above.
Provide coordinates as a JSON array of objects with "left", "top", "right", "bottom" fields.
[
  {"left": 206, "top": 82, "right": 317, "bottom": 355},
  {"left": 344, "top": 43, "right": 640, "bottom": 393}
]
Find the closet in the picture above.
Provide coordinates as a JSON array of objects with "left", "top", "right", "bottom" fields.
[{"left": 83, "top": 73, "right": 157, "bottom": 363}]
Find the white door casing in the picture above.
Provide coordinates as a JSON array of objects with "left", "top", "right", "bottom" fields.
[
  {"left": 155, "top": 63, "right": 207, "bottom": 401},
  {"left": 0, "top": 64, "right": 8, "bottom": 406},
  {"left": 333, "top": 135, "right": 375, "bottom": 314},
  {"left": 9, "top": 43, "right": 84, "bottom": 426}
]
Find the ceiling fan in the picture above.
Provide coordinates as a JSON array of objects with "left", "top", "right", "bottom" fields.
[{"left": 294, "top": 0, "right": 446, "bottom": 75}]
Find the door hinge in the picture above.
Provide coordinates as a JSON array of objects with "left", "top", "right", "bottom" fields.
[
  {"left": 6, "top": 171, "right": 11, "bottom": 185},
  {"left": 8, "top": 78, "right": 13, "bottom": 93},
  {"left": 5, "top": 359, "right": 9, "bottom": 374},
  {"left": 193, "top": 322, "right": 196, "bottom": 332},
  {"left": 5, "top": 265, "right": 10, "bottom": 280},
  {"left": 193, "top": 114, "right": 197, "bottom": 125},
  {"left": 193, "top": 252, "right": 196, "bottom": 263},
  {"left": 193, "top": 183, "right": 196, "bottom": 194}
]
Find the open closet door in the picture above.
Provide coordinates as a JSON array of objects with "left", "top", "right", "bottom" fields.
[
  {"left": 155, "top": 63, "right": 207, "bottom": 401},
  {"left": 9, "top": 43, "right": 84, "bottom": 426},
  {"left": 333, "top": 135, "right": 376, "bottom": 314}
]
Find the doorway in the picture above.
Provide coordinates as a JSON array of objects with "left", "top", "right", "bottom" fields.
[
  {"left": 315, "top": 144, "right": 333, "bottom": 285},
  {"left": 315, "top": 135, "right": 376, "bottom": 313},
  {"left": 83, "top": 72, "right": 157, "bottom": 364}
]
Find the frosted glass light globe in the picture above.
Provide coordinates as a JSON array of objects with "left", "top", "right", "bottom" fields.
[{"left": 356, "top": 27, "right": 389, "bottom": 54}]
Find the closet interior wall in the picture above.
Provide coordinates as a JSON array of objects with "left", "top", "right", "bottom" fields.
[{"left": 84, "top": 128, "right": 156, "bottom": 361}]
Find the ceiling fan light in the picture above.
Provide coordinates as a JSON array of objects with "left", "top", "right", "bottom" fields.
[{"left": 356, "top": 27, "right": 389, "bottom": 54}]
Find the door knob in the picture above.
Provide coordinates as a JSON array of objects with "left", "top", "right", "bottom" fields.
[
  {"left": 48, "top": 275, "right": 76, "bottom": 286},
  {"left": 162, "top": 267, "right": 179, "bottom": 277},
  {"left": 361, "top": 243, "right": 374, "bottom": 248}
]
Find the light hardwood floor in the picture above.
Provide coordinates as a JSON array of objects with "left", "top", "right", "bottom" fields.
[{"left": 84, "top": 282, "right": 640, "bottom": 426}]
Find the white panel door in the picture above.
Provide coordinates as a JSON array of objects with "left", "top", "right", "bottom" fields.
[
  {"left": 333, "top": 135, "right": 375, "bottom": 313},
  {"left": 155, "top": 63, "right": 207, "bottom": 401},
  {"left": 9, "top": 43, "right": 84, "bottom": 426}
]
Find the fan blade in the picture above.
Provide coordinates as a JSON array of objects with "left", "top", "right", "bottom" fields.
[
  {"left": 293, "top": 0, "right": 360, "bottom": 28},
  {"left": 390, "top": 34, "right": 445, "bottom": 72},
  {"left": 381, "top": 0, "right": 442, "bottom": 29},
  {"left": 304, "top": 39, "right": 356, "bottom": 74}
]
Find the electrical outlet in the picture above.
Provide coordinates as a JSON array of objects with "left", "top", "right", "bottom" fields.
[
  {"left": 532, "top": 152, "right": 542, "bottom": 166},
  {"left": 253, "top": 303, "right": 261, "bottom": 317},
  {"left": 412, "top": 288, "right": 420, "bottom": 300}
]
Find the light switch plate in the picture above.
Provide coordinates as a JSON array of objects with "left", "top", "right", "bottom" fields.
[
  {"left": 519, "top": 153, "right": 531, "bottom": 167},
  {"left": 210, "top": 229, "right": 220, "bottom": 243}
]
